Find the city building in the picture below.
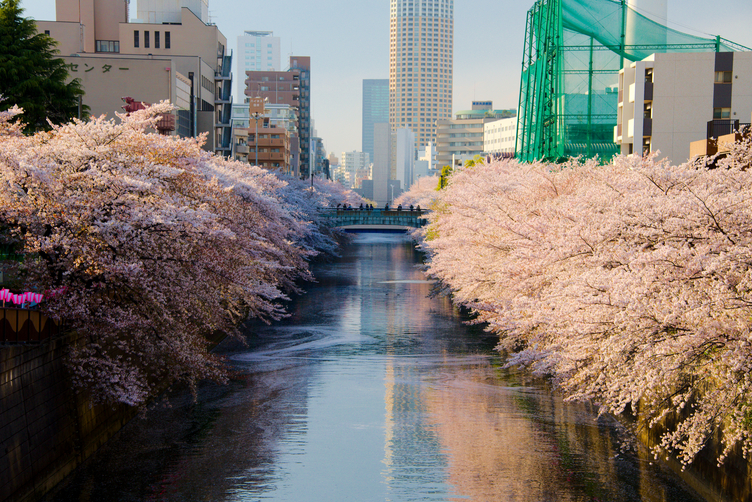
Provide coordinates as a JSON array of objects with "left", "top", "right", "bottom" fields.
[
  {"left": 617, "top": 52, "right": 752, "bottom": 165},
  {"left": 236, "top": 31, "right": 281, "bottom": 103},
  {"left": 372, "top": 123, "right": 392, "bottom": 204},
  {"left": 435, "top": 102, "right": 515, "bottom": 168},
  {"left": 35, "top": 0, "right": 233, "bottom": 156},
  {"left": 232, "top": 97, "right": 292, "bottom": 171},
  {"left": 515, "top": 0, "right": 748, "bottom": 162},
  {"left": 243, "top": 56, "right": 312, "bottom": 177},
  {"left": 389, "top": 0, "right": 453, "bottom": 150},
  {"left": 339, "top": 151, "right": 371, "bottom": 189},
  {"left": 394, "top": 128, "right": 415, "bottom": 191},
  {"left": 484, "top": 116, "right": 518, "bottom": 158},
  {"left": 362, "top": 79, "right": 389, "bottom": 162}
]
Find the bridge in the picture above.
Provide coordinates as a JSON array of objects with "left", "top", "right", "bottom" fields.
[{"left": 320, "top": 208, "right": 429, "bottom": 232}]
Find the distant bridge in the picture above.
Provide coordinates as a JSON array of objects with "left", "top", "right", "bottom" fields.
[{"left": 320, "top": 208, "right": 429, "bottom": 232}]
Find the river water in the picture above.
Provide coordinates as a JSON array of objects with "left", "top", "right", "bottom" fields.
[{"left": 47, "top": 234, "right": 704, "bottom": 502}]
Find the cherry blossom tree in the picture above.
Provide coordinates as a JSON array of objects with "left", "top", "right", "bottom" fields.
[
  {"left": 416, "top": 150, "right": 752, "bottom": 467},
  {"left": 0, "top": 103, "right": 356, "bottom": 406},
  {"left": 394, "top": 175, "right": 439, "bottom": 209}
]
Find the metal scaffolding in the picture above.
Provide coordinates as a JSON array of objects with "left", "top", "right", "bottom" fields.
[{"left": 515, "top": 0, "right": 750, "bottom": 162}]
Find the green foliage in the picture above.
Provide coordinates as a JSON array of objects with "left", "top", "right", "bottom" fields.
[
  {"left": 464, "top": 155, "right": 485, "bottom": 168},
  {"left": 437, "top": 165, "right": 454, "bottom": 190},
  {"left": 0, "top": 0, "right": 88, "bottom": 133}
]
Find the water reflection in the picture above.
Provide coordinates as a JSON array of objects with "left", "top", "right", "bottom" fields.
[{"left": 46, "top": 234, "right": 703, "bottom": 502}]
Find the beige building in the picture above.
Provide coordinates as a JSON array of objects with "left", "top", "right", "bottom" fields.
[
  {"left": 616, "top": 52, "right": 752, "bottom": 164},
  {"left": 435, "top": 102, "right": 515, "bottom": 167},
  {"left": 35, "top": 0, "right": 232, "bottom": 156}
]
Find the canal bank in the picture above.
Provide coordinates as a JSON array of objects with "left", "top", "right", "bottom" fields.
[{"left": 38, "top": 234, "right": 709, "bottom": 502}]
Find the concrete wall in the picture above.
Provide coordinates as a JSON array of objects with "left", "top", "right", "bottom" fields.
[
  {"left": 652, "top": 52, "right": 715, "bottom": 164},
  {"left": 0, "top": 334, "right": 136, "bottom": 502}
]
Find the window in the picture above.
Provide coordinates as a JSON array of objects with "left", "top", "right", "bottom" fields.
[
  {"left": 165, "top": 31, "right": 171, "bottom": 49},
  {"left": 144, "top": 30, "right": 150, "bottom": 48},
  {"left": 155, "top": 31, "right": 160, "bottom": 49},
  {"left": 134, "top": 30, "right": 139, "bottom": 47},
  {"left": 96, "top": 40, "right": 120, "bottom": 53},
  {"left": 715, "top": 71, "right": 732, "bottom": 83},
  {"left": 714, "top": 107, "right": 732, "bottom": 119},
  {"left": 44, "top": 30, "right": 50, "bottom": 35}
]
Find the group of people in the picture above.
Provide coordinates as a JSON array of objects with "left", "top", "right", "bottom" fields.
[{"left": 334, "top": 203, "right": 422, "bottom": 214}]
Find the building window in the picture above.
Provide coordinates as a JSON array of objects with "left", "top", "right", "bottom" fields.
[
  {"left": 715, "top": 71, "right": 732, "bottom": 83},
  {"left": 155, "top": 31, "right": 160, "bottom": 49},
  {"left": 95, "top": 40, "right": 120, "bottom": 53},
  {"left": 44, "top": 30, "right": 50, "bottom": 35},
  {"left": 134, "top": 30, "right": 139, "bottom": 47},
  {"left": 713, "top": 107, "right": 732, "bottom": 119},
  {"left": 165, "top": 31, "right": 171, "bottom": 49},
  {"left": 144, "top": 30, "right": 150, "bottom": 48}
]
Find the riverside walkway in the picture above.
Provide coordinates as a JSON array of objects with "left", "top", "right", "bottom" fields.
[{"left": 320, "top": 208, "right": 429, "bottom": 232}]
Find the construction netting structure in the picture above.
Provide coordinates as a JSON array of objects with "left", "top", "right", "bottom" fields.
[{"left": 515, "top": 0, "right": 750, "bottom": 162}]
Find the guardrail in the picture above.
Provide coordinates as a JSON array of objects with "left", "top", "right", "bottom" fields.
[{"left": 319, "top": 208, "right": 429, "bottom": 229}]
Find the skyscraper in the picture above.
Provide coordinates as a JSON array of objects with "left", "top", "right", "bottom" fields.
[
  {"left": 389, "top": 0, "right": 453, "bottom": 150},
  {"left": 362, "top": 79, "right": 389, "bottom": 163}
]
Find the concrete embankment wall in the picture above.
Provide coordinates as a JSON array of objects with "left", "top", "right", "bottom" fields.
[{"left": 0, "top": 334, "right": 135, "bottom": 502}]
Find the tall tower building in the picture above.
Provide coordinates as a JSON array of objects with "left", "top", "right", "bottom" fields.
[
  {"left": 235, "top": 31, "right": 281, "bottom": 103},
  {"left": 389, "top": 0, "right": 453, "bottom": 150},
  {"left": 362, "top": 79, "right": 389, "bottom": 163}
]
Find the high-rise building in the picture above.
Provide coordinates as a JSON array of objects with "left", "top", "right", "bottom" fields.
[
  {"left": 340, "top": 151, "right": 371, "bottom": 189},
  {"left": 236, "top": 31, "right": 281, "bottom": 102},
  {"left": 362, "top": 79, "right": 389, "bottom": 162},
  {"left": 243, "top": 56, "right": 312, "bottom": 177},
  {"left": 389, "top": 0, "right": 453, "bottom": 150}
]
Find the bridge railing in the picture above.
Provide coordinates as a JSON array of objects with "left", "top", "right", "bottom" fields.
[{"left": 319, "top": 208, "right": 430, "bottom": 228}]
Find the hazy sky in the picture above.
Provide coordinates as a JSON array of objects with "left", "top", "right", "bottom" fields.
[{"left": 21, "top": 0, "right": 752, "bottom": 158}]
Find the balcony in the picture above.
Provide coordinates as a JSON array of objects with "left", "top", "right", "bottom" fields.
[{"left": 235, "top": 144, "right": 250, "bottom": 154}]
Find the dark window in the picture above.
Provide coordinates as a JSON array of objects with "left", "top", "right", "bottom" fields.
[
  {"left": 155, "top": 31, "right": 160, "bottom": 49},
  {"left": 165, "top": 31, "right": 171, "bottom": 49},
  {"left": 44, "top": 30, "right": 50, "bottom": 35},
  {"left": 714, "top": 107, "right": 732, "bottom": 119},
  {"left": 144, "top": 31, "right": 150, "bottom": 48},
  {"left": 134, "top": 30, "right": 139, "bottom": 48},
  {"left": 715, "top": 71, "right": 732, "bottom": 83}
]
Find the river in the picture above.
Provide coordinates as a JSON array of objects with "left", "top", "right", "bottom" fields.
[{"left": 45, "top": 233, "right": 704, "bottom": 502}]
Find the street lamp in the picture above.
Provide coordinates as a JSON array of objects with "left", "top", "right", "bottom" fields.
[{"left": 250, "top": 111, "right": 262, "bottom": 166}]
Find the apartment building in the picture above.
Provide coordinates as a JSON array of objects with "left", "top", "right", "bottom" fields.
[
  {"left": 616, "top": 52, "right": 752, "bottom": 164},
  {"left": 236, "top": 31, "right": 281, "bottom": 102},
  {"left": 484, "top": 116, "right": 517, "bottom": 158}
]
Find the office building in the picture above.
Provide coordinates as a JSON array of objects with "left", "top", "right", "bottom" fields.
[
  {"left": 484, "top": 116, "right": 518, "bottom": 158},
  {"left": 389, "top": 0, "right": 453, "bottom": 149},
  {"left": 362, "top": 79, "right": 389, "bottom": 162},
  {"left": 617, "top": 52, "right": 752, "bottom": 165},
  {"left": 340, "top": 151, "right": 371, "bottom": 189},
  {"left": 236, "top": 31, "right": 281, "bottom": 102},
  {"left": 36, "top": 0, "right": 233, "bottom": 157},
  {"left": 435, "top": 102, "right": 515, "bottom": 167},
  {"left": 394, "top": 128, "right": 415, "bottom": 191}
]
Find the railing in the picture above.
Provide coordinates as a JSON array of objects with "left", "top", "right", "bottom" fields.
[
  {"left": 1, "top": 307, "right": 63, "bottom": 343},
  {"left": 707, "top": 119, "right": 751, "bottom": 138},
  {"left": 319, "top": 208, "right": 429, "bottom": 229}
]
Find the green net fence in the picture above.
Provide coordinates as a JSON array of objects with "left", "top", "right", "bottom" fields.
[{"left": 515, "top": 0, "right": 750, "bottom": 162}]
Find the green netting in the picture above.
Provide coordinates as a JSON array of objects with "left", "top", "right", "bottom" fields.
[{"left": 515, "top": 0, "right": 750, "bottom": 162}]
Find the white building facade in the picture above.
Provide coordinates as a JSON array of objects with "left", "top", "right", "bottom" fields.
[
  {"left": 616, "top": 52, "right": 752, "bottom": 165},
  {"left": 339, "top": 151, "right": 371, "bottom": 189},
  {"left": 484, "top": 116, "right": 517, "bottom": 157},
  {"left": 235, "top": 31, "right": 281, "bottom": 102}
]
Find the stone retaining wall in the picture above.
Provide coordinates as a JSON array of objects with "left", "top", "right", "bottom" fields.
[{"left": 0, "top": 334, "right": 135, "bottom": 502}]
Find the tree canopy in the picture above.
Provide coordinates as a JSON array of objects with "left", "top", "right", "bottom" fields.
[
  {"left": 404, "top": 144, "right": 752, "bottom": 468},
  {"left": 0, "top": 0, "right": 87, "bottom": 133},
  {"left": 0, "top": 103, "right": 361, "bottom": 406}
]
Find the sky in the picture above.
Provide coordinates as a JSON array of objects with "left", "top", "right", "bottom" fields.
[{"left": 21, "top": 0, "right": 752, "bottom": 159}]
